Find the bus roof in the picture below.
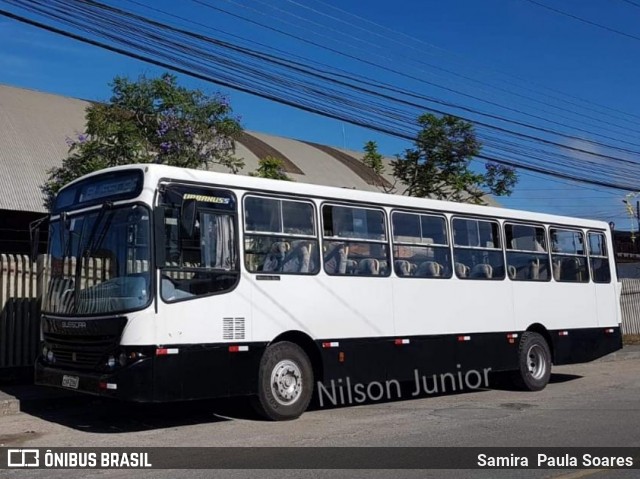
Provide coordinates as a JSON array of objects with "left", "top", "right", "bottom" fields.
[{"left": 70, "top": 163, "right": 611, "bottom": 230}]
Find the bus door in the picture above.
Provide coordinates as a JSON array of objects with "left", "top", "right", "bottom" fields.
[{"left": 154, "top": 184, "right": 253, "bottom": 398}]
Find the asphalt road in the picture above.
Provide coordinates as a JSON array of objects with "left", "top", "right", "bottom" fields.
[{"left": 1, "top": 358, "right": 640, "bottom": 479}]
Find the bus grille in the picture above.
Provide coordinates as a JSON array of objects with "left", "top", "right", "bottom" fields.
[{"left": 43, "top": 333, "right": 119, "bottom": 370}]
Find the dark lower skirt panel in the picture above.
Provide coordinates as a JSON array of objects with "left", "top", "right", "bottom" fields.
[{"left": 35, "top": 326, "right": 622, "bottom": 402}]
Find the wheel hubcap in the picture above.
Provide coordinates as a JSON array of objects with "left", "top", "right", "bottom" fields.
[
  {"left": 271, "top": 360, "right": 302, "bottom": 406},
  {"left": 526, "top": 344, "right": 547, "bottom": 380}
]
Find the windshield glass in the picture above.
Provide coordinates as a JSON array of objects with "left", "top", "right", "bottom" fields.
[{"left": 43, "top": 204, "right": 152, "bottom": 316}]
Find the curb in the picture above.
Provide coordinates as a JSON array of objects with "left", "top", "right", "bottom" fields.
[
  {"left": 597, "top": 349, "right": 640, "bottom": 363},
  {"left": 0, "top": 385, "right": 86, "bottom": 418},
  {"left": 0, "top": 397, "right": 20, "bottom": 417}
]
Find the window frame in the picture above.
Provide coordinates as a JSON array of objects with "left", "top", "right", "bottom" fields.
[
  {"left": 158, "top": 186, "right": 241, "bottom": 304},
  {"left": 503, "top": 221, "right": 552, "bottom": 283},
  {"left": 451, "top": 216, "right": 505, "bottom": 281},
  {"left": 390, "top": 209, "right": 452, "bottom": 279},
  {"left": 549, "top": 226, "right": 590, "bottom": 283},
  {"left": 243, "top": 194, "right": 317, "bottom": 239},
  {"left": 243, "top": 194, "right": 320, "bottom": 276},
  {"left": 587, "top": 229, "right": 612, "bottom": 284},
  {"left": 321, "top": 202, "right": 391, "bottom": 277}
]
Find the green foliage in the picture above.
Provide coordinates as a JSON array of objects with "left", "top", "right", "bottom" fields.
[
  {"left": 42, "top": 73, "right": 243, "bottom": 210},
  {"left": 391, "top": 114, "right": 517, "bottom": 204},
  {"left": 250, "top": 156, "right": 292, "bottom": 181},
  {"left": 362, "top": 140, "right": 384, "bottom": 176}
]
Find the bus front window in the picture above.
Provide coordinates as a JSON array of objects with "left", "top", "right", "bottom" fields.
[
  {"left": 157, "top": 186, "right": 239, "bottom": 302},
  {"left": 160, "top": 208, "right": 238, "bottom": 301},
  {"left": 43, "top": 204, "right": 152, "bottom": 315}
]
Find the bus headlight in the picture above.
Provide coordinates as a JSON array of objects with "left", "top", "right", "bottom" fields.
[
  {"left": 46, "top": 350, "right": 55, "bottom": 363},
  {"left": 106, "top": 355, "right": 116, "bottom": 369},
  {"left": 42, "top": 345, "right": 48, "bottom": 358}
]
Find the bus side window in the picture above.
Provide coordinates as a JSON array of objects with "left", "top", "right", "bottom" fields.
[
  {"left": 504, "top": 223, "right": 550, "bottom": 282},
  {"left": 244, "top": 196, "right": 319, "bottom": 275},
  {"left": 550, "top": 228, "right": 589, "bottom": 283},
  {"left": 391, "top": 211, "right": 451, "bottom": 279},
  {"left": 322, "top": 204, "right": 390, "bottom": 277},
  {"left": 452, "top": 217, "right": 504, "bottom": 280},
  {"left": 588, "top": 231, "right": 611, "bottom": 283}
]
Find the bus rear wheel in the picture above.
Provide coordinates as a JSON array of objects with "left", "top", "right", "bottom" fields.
[
  {"left": 510, "top": 332, "right": 552, "bottom": 391},
  {"left": 252, "top": 341, "right": 313, "bottom": 421}
]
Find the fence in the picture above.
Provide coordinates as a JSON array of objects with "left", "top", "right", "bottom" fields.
[
  {"left": 0, "top": 254, "right": 147, "bottom": 368},
  {"left": 0, "top": 255, "right": 41, "bottom": 368},
  {"left": 1, "top": 254, "right": 640, "bottom": 369},
  {"left": 621, "top": 279, "right": 640, "bottom": 335}
]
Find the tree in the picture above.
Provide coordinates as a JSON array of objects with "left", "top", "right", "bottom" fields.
[
  {"left": 362, "top": 140, "right": 385, "bottom": 176},
  {"left": 42, "top": 73, "right": 243, "bottom": 209},
  {"left": 250, "top": 156, "right": 292, "bottom": 181},
  {"left": 391, "top": 113, "right": 517, "bottom": 204}
]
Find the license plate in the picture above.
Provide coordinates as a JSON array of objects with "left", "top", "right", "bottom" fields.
[{"left": 61, "top": 375, "right": 79, "bottom": 389}]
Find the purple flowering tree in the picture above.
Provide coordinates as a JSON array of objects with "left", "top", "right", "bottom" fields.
[
  {"left": 42, "top": 73, "right": 243, "bottom": 209},
  {"left": 391, "top": 113, "right": 517, "bottom": 204}
]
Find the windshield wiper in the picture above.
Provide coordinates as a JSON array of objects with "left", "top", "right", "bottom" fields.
[
  {"left": 81, "top": 201, "right": 114, "bottom": 260},
  {"left": 84, "top": 202, "right": 115, "bottom": 260},
  {"left": 73, "top": 202, "right": 114, "bottom": 304}
]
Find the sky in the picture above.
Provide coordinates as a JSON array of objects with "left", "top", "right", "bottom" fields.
[{"left": 1, "top": 0, "right": 639, "bottom": 229}]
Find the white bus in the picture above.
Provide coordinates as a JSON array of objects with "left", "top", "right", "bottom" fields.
[{"left": 36, "top": 164, "right": 622, "bottom": 420}]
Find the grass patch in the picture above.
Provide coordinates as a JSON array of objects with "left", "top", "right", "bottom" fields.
[{"left": 623, "top": 334, "right": 640, "bottom": 345}]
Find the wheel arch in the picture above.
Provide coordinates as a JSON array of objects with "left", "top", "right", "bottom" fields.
[
  {"left": 270, "top": 330, "right": 324, "bottom": 384},
  {"left": 526, "top": 323, "right": 555, "bottom": 363}
]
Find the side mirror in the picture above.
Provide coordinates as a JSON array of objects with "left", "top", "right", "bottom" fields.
[
  {"left": 180, "top": 199, "right": 197, "bottom": 237},
  {"left": 29, "top": 216, "right": 47, "bottom": 263}
]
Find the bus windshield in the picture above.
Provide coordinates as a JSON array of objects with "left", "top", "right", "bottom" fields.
[{"left": 43, "top": 204, "right": 152, "bottom": 316}]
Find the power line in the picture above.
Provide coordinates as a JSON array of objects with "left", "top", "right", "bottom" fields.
[
  {"left": 0, "top": 1, "right": 632, "bottom": 186},
  {"left": 184, "top": 0, "right": 640, "bottom": 163},
  {"left": 2, "top": 0, "right": 640, "bottom": 193},
  {"left": 210, "top": 0, "right": 640, "bottom": 142},
  {"left": 255, "top": 0, "right": 640, "bottom": 145},
  {"left": 123, "top": 0, "right": 640, "bottom": 152},
  {"left": 304, "top": 0, "right": 640, "bottom": 124},
  {"left": 522, "top": 0, "right": 640, "bottom": 43}
]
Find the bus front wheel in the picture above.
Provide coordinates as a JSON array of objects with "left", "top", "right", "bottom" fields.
[
  {"left": 253, "top": 341, "right": 313, "bottom": 421},
  {"left": 511, "top": 332, "right": 552, "bottom": 391}
]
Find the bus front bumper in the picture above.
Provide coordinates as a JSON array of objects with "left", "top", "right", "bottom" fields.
[{"left": 34, "top": 357, "right": 155, "bottom": 402}]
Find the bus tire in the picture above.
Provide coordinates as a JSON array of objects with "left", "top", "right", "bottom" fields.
[
  {"left": 511, "top": 332, "right": 552, "bottom": 391},
  {"left": 252, "top": 341, "right": 313, "bottom": 421}
]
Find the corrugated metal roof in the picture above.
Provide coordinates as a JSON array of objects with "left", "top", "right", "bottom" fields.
[
  {"left": 235, "top": 131, "right": 304, "bottom": 175},
  {"left": 0, "top": 84, "right": 90, "bottom": 213},
  {"left": 0, "top": 83, "right": 498, "bottom": 213},
  {"left": 302, "top": 140, "right": 392, "bottom": 188}
]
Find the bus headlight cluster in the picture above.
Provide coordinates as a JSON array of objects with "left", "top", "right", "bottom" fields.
[{"left": 106, "top": 351, "right": 144, "bottom": 369}]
